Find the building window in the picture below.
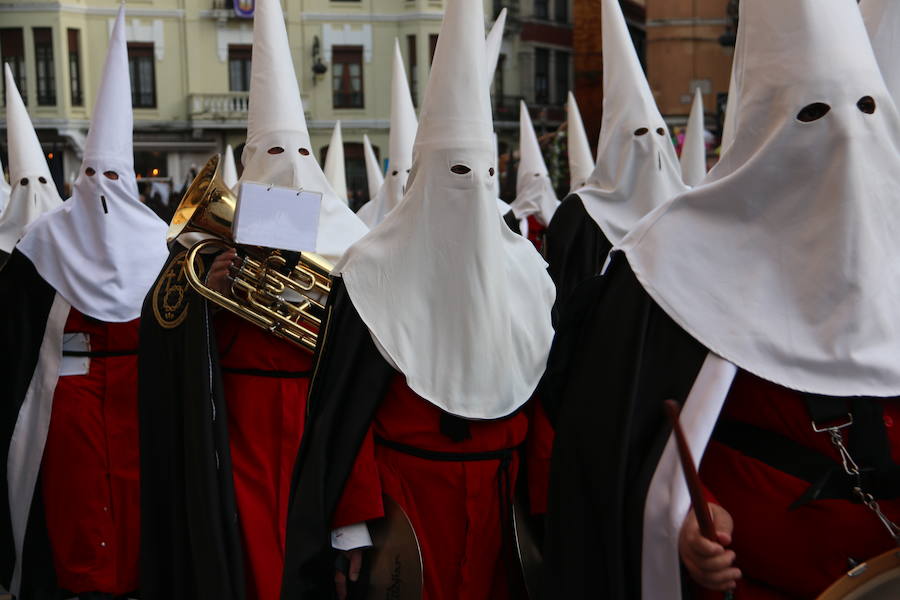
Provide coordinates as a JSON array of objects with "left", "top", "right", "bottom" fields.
[
  {"left": 555, "top": 0, "right": 569, "bottom": 23},
  {"left": 407, "top": 34, "right": 417, "bottom": 107},
  {"left": 429, "top": 34, "right": 438, "bottom": 66},
  {"left": 1, "top": 29, "right": 26, "bottom": 105},
  {"left": 228, "top": 44, "right": 252, "bottom": 92},
  {"left": 554, "top": 50, "right": 570, "bottom": 104},
  {"left": 128, "top": 43, "right": 156, "bottom": 108},
  {"left": 332, "top": 46, "right": 364, "bottom": 109},
  {"left": 535, "top": 0, "right": 549, "bottom": 19},
  {"left": 33, "top": 28, "right": 56, "bottom": 106},
  {"left": 68, "top": 29, "right": 83, "bottom": 106},
  {"left": 534, "top": 48, "right": 550, "bottom": 104},
  {"left": 494, "top": 54, "right": 506, "bottom": 105}
]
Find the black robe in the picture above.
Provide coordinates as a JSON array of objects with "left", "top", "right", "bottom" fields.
[
  {"left": 0, "top": 251, "right": 69, "bottom": 600},
  {"left": 280, "top": 278, "right": 398, "bottom": 599},
  {"left": 137, "top": 247, "right": 246, "bottom": 600},
  {"left": 540, "top": 251, "right": 708, "bottom": 599},
  {"left": 503, "top": 208, "right": 522, "bottom": 235},
  {"left": 543, "top": 194, "right": 613, "bottom": 322}
]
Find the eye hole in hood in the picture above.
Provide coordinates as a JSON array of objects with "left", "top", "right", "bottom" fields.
[{"left": 797, "top": 102, "right": 831, "bottom": 123}]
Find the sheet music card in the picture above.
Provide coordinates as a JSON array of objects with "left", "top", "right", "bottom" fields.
[{"left": 233, "top": 181, "right": 322, "bottom": 252}]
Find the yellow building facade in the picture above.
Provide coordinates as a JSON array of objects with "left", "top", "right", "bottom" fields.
[{"left": 1, "top": 0, "right": 571, "bottom": 206}]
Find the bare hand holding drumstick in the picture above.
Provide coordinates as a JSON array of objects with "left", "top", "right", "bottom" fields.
[{"left": 665, "top": 400, "right": 741, "bottom": 597}]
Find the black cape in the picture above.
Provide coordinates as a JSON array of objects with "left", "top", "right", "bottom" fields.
[
  {"left": 138, "top": 246, "right": 246, "bottom": 600},
  {"left": 0, "top": 250, "right": 68, "bottom": 600},
  {"left": 543, "top": 194, "right": 613, "bottom": 321},
  {"left": 502, "top": 207, "right": 522, "bottom": 235},
  {"left": 540, "top": 251, "right": 708, "bottom": 599},
  {"left": 280, "top": 278, "right": 396, "bottom": 599}
]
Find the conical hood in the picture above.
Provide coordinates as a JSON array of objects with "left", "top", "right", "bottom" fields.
[
  {"left": 622, "top": 0, "right": 900, "bottom": 397},
  {"left": 221, "top": 144, "right": 238, "bottom": 189},
  {"left": 5, "top": 64, "right": 53, "bottom": 184},
  {"left": 485, "top": 8, "right": 507, "bottom": 86},
  {"left": 356, "top": 43, "right": 418, "bottom": 227},
  {"left": 323, "top": 121, "right": 348, "bottom": 203},
  {"left": 16, "top": 2, "right": 168, "bottom": 323},
  {"left": 389, "top": 39, "right": 417, "bottom": 174},
  {"left": 83, "top": 5, "right": 132, "bottom": 172},
  {"left": 0, "top": 63, "right": 63, "bottom": 253},
  {"left": 234, "top": 0, "right": 367, "bottom": 264},
  {"left": 861, "top": 0, "right": 900, "bottom": 105},
  {"left": 511, "top": 101, "right": 559, "bottom": 225},
  {"left": 567, "top": 91, "right": 593, "bottom": 191},
  {"left": 334, "top": 0, "right": 554, "bottom": 419},
  {"left": 414, "top": 0, "right": 493, "bottom": 149},
  {"left": 680, "top": 87, "right": 707, "bottom": 186},
  {"left": 245, "top": 0, "right": 308, "bottom": 148},
  {"left": 362, "top": 134, "right": 383, "bottom": 198},
  {"left": 577, "top": 0, "right": 687, "bottom": 246}
]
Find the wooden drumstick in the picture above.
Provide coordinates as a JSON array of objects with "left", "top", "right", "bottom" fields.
[{"left": 664, "top": 399, "right": 735, "bottom": 600}]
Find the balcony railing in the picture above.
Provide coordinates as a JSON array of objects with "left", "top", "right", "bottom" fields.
[{"left": 189, "top": 92, "right": 249, "bottom": 121}]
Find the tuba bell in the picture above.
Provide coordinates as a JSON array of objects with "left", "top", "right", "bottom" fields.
[{"left": 167, "top": 153, "right": 333, "bottom": 353}]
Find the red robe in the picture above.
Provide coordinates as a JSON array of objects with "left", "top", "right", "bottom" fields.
[
  {"left": 697, "top": 372, "right": 900, "bottom": 599},
  {"left": 215, "top": 313, "right": 312, "bottom": 600},
  {"left": 41, "top": 309, "right": 141, "bottom": 595},
  {"left": 332, "top": 375, "right": 554, "bottom": 600}
]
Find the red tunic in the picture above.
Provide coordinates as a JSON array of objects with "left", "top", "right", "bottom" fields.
[
  {"left": 332, "top": 375, "right": 554, "bottom": 600},
  {"left": 526, "top": 215, "right": 547, "bottom": 252},
  {"left": 41, "top": 309, "right": 140, "bottom": 595},
  {"left": 697, "top": 372, "right": 900, "bottom": 599},
  {"left": 215, "top": 313, "right": 312, "bottom": 600}
]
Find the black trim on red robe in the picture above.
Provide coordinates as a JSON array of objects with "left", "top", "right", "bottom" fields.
[
  {"left": 543, "top": 194, "right": 613, "bottom": 322},
  {"left": 540, "top": 251, "right": 707, "bottom": 599},
  {"left": 138, "top": 247, "right": 246, "bottom": 600},
  {"left": 0, "top": 250, "right": 62, "bottom": 600},
  {"left": 280, "top": 278, "right": 396, "bottom": 599}
]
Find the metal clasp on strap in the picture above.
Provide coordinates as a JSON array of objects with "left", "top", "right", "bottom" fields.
[{"left": 811, "top": 413, "right": 853, "bottom": 433}]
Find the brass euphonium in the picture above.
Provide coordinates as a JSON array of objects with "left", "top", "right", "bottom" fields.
[{"left": 166, "top": 154, "right": 333, "bottom": 353}]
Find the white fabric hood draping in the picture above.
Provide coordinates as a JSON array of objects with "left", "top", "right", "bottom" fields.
[
  {"left": 680, "top": 88, "right": 707, "bottom": 187},
  {"left": 0, "top": 154, "right": 9, "bottom": 213},
  {"left": 861, "top": 0, "right": 900, "bottom": 106},
  {"left": 567, "top": 91, "right": 594, "bottom": 193},
  {"left": 620, "top": 0, "right": 900, "bottom": 397},
  {"left": 577, "top": 0, "right": 687, "bottom": 246},
  {"left": 335, "top": 0, "right": 555, "bottom": 420},
  {"left": 510, "top": 101, "right": 559, "bottom": 226},
  {"left": 237, "top": 0, "right": 366, "bottom": 264},
  {"left": 323, "top": 121, "right": 349, "bottom": 204},
  {"left": 362, "top": 134, "right": 384, "bottom": 199},
  {"left": 356, "top": 40, "right": 417, "bottom": 228},
  {"left": 17, "top": 6, "right": 167, "bottom": 322},
  {"left": 0, "top": 64, "right": 63, "bottom": 254}
]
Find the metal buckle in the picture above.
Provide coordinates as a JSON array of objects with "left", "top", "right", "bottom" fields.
[{"left": 811, "top": 413, "right": 854, "bottom": 433}]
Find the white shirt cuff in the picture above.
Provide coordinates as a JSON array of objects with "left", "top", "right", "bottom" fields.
[{"left": 331, "top": 522, "right": 373, "bottom": 551}]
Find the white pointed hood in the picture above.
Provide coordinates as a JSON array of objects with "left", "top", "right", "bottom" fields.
[
  {"left": 577, "top": 0, "right": 687, "bottom": 246},
  {"left": 511, "top": 101, "right": 559, "bottom": 225},
  {"left": 323, "top": 120, "right": 348, "bottom": 204},
  {"left": 861, "top": 0, "right": 900, "bottom": 106},
  {"left": 567, "top": 91, "right": 593, "bottom": 192},
  {"left": 621, "top": 0, "right": 900, "bottom": 396},
  {"left": 356, "top": 40, "right": 418, "bottom": 227},
  {"left": 680, "top": 88, "right": 707, "bottom": 186},
  {"left": 486, "top": 8, "right": 507, "bottom": 81},
  {"left": 17, "top": 6, "right": 167, "bottom": 322},
  {"left": 334, "top": 0, "right": 555, "bottom": 419},
  {"left": 237, "top": 0, "right": 366, "bottom": 262},
  {"left": 362, "top": 134, "right": 383, "bottom": 199},
  {"left": 221, "top": 144, "right": 238, "bottom": 189},
  {"left": 0, "top": 64, "right": 63, "bottom": 254}
]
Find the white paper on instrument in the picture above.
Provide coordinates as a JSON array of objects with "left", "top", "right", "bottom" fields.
[{"left": 234, "top": 181, "right": 322, "bottom": 252}]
